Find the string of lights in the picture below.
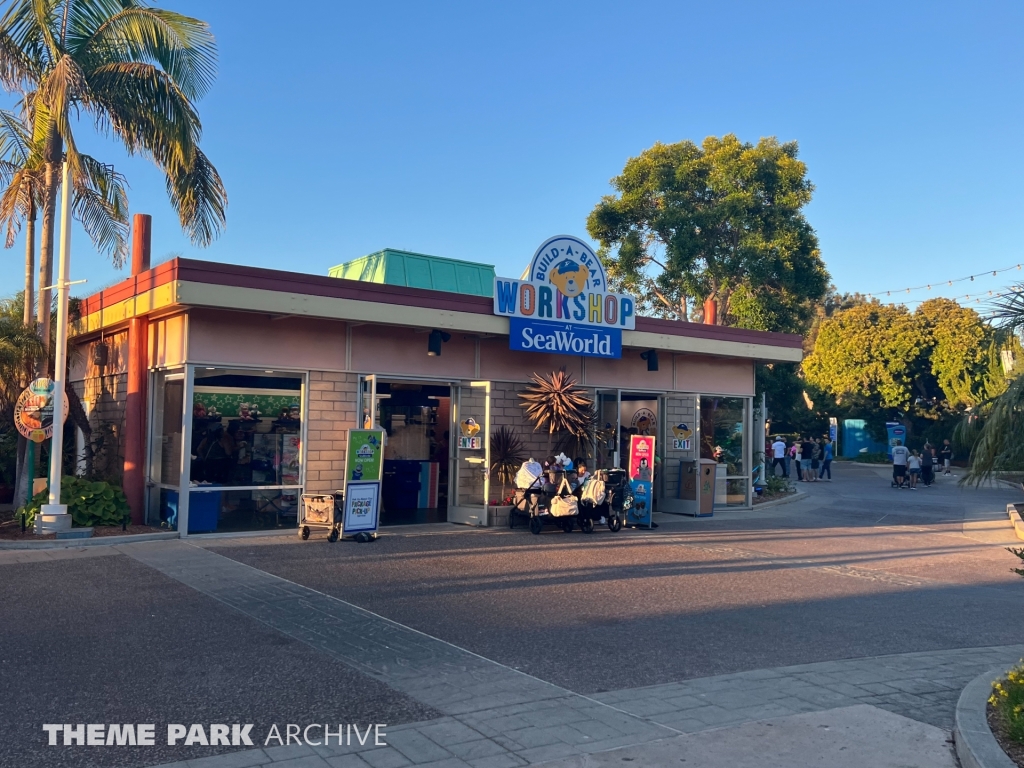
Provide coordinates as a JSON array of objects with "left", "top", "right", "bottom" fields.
[
  {"left": 884, "top": 285, "right": 1024, "bottom": 315},
  {"left": 864, "top": 263, "right": 1023, "bottom": 300}
]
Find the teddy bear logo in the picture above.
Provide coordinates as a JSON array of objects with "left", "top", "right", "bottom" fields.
[
  {"left": 547, "top": 258, "right": 590, "bottom": 298},
  {"left": 672, "top": 423, "right": 693, "bottom": 440},
  {"left": 460, "top": 418, "right": 481, "bottom": 437}
]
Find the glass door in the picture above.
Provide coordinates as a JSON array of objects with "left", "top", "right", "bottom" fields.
[
  {"left": 359, "top": 374, "right": 378, "bottom": 429},
  {"left": 595, "top": 389, "right": 620, "bottom": 469},
  {"left": 147, "top": 369, "right": 185, "bottom": 529},
  {"left": 450, "top": 381, "right": 491, "bottom": 526}
]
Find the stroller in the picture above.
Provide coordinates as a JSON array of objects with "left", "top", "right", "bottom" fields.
[
  {"left": 576, "top": 471, "right": 624, "bottom": 533},
  {"left": 509, "top": 460, "right": 582, "bottom": 535}
]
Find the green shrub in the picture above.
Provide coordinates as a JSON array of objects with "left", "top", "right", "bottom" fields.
[
  {"left": 990, "top": 662, "right": 1024, "bottom": 743},
  {"left": 764, "top": 474, "right": 790, "bottom": 494},
  {"left": 18, "top": 476, "right": 130, "bottom": 528}
]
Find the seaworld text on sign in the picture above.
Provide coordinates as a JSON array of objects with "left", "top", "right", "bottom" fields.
[{"left": 509, "top": 318, "right": 622, "bottom": 359}]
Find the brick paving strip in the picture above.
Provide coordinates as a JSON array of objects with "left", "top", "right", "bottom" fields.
[{"left": 124, "top": 540, "right": 1024, "bottom": 768}]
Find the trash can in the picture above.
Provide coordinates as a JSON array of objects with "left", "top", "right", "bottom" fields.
[
  {"left": 679, "top": 459, "right": 697, "bottom": 500},
  {"left": 698, "top": 459, "right": 717, "bottom": 517}
]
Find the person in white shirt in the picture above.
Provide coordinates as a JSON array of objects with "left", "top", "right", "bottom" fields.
[
  {"left": 891, "top": 440, "right": 910, "bottom": 488},
  {"left": 771, "top": 438, "right": 787, "bottom": 477}
]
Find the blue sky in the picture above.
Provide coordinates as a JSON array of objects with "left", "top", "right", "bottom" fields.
[{"left": 1, "top": 0, "right": 1022, "bottom": 311}]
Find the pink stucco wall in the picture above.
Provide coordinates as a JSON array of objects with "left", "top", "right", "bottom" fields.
[
  {"left": 185, "top": 310, "right": 753, "bottom": 394},
  {"left": 188, "top": 310, "right": 347, "bottom": 370}
]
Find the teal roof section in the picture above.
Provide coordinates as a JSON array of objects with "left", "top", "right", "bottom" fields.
[{"left": 328, "top": 249, "right": 495, "bottom": 297}]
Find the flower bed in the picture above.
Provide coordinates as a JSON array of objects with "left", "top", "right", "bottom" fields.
[{"left": 989, "top": 663, "right": 1024, "bottom": 767}]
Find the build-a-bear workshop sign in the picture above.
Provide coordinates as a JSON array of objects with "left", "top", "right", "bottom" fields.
[{"left": 493, "top": 235, "right": 634, "bottom": 359}]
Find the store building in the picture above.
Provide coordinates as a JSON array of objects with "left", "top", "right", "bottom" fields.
[{"left": 68, "top": 225, "right": 802, "bottom": 536}]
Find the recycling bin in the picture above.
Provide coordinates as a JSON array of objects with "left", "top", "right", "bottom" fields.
[{"left": 698, "top": 459, "right": 717, "bottom": 517}]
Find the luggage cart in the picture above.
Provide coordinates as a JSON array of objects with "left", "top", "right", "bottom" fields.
[{"left": 299, "top": 492, "right": 343, "bottom": 542}]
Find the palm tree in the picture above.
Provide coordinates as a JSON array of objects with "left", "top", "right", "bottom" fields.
[
  {"left": 0, "top": 292, "right": 43, "bottom": 499},
  {"left": 0, "top": 103, "right": 128, "bottom": 339},
  {"left": 0, "top": 0, "right": 227, "bottom": 351},
  {"left": 957, "top": 287, "right": 1024, "bottom": 484}
]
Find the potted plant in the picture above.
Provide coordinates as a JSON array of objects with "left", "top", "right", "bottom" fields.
[
  {"left": 519, "top": 368, "right": 594, "bottom": 455},
  {"left": 488, "top": 426, "right": 524, "bottom": 526}
]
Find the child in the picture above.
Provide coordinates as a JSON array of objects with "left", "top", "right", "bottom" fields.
[{"left": 907, "top": 450, "right": 921, "bottom": 490}]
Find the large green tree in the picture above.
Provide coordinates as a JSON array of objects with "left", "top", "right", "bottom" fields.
[
  {"left": 804, "top": 299, "right": 1005, "bottom": 411},
  {"left": 0, "top": 0, "right": 227, "bottom": 350},
  {"left": 586, "top": 134, "right": 829, "bottom": 331}
]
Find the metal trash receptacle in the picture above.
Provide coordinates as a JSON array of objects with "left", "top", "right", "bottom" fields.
[
  {"left": 698, "top": 459, "right": 717, "bottom": 517},
  {"left": 679, "top": 459, "right": 697, "bottom": 500}
]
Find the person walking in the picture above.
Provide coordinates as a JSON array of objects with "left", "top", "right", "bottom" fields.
[
  {"left": 810, "top": 438, "right": 822, "bottom": 482},
  {"left": 819, "top": 440, "right": 833, "bottom": 481},
  {"left": 921, "top": 444, "right": 934, "bottom": 487},
  {"left": 892, "top": 439, "right": 910, "bottom": 488},
  {"left": 800, "top": 436, "right": 814, "bottom": 482},
  {"left": 907, "top": 449, "right": 921, "bottom": 490},
  {"left": 940, "top": 439, "right": 953, "bottom": 476},
  {"left": 771, "top": 436, "right": 788, "bottom": 477}
]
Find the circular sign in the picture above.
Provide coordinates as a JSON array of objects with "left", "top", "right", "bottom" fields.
[
  {"left": 527, "top": 235, "right": 607, "bottom": 294},
  {"left": 631, "top": 408, "right": 657, "bottom": 436},
  {"left": 14, "top": 378, "right": 69, "bottom": 443}
]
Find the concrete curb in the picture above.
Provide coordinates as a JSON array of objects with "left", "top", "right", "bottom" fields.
[
  {"left": 954, "top": 667, "right": 1018, "bottom": 768},
  {"left": 753, "top": 487, "right": 807, "bottom": 509},
  {"left": 1007, "top": 504, "right": 1024, "bottom": 541},
  {"left": 0, "top": 530, "right": 179, "bottom": 550}
]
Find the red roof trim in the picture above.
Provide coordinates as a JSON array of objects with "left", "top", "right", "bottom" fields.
[{"left": 77, "top": 258, "right": 803, "bottom": 350}]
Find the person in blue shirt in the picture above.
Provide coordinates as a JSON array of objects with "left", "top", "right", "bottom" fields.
[{"left": 818, "top": 440, "right": 834, "bottom": 481}]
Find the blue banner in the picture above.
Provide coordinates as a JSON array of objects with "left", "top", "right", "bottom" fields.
[{"left": 508, "top": 318, "right": 622, "bottom": 359}]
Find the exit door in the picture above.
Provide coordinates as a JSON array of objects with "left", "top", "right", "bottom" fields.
[{"left": 449, "top": 381, "right": 491, "bottom": 526}]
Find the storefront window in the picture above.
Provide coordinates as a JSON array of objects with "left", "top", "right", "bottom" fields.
[
  {"left": 187, "top": 368, "right": 304, "bottom": 533},
  {"left": 148, "top": 369, "right": 184, "bottom": 529},
  {"left": 700, "top": 396, "right": 749, "bottom": 507}
]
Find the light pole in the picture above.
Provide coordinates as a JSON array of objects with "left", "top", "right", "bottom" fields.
[{"left": 38, "top": 158, "right": 72, "bottom": 534}]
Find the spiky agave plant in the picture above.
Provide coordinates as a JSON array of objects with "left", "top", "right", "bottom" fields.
[
  {"left": 520, "top": 369, "right": 594, "bottom": 442},
  {"left": 489, "top": 426, "right": 525, "bottom": 502}
]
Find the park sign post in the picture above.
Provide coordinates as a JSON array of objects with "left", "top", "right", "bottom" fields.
[{"left": 493, "top": 236, "right": 635, "bottom": 360}]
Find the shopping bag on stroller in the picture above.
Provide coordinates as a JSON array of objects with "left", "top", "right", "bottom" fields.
[{"left": 549, "top": 478, "right": 578, "bottom": 517}]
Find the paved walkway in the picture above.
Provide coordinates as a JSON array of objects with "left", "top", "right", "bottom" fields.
[{"left": 126, "top": 540, "right": 1023, "bottom": 768}]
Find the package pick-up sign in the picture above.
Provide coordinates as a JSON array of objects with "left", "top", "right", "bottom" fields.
[{"left": 494, "top": 235, "right": 634, "bottom": 359}]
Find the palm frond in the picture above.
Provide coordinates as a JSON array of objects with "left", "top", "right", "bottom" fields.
[
  {"left": 77, "top": 6, "right": 217, "bottom": 101},
  {"left": 489, "top": 426, "right": 525, "bottom": 490},
  {"left": 88, "top": 60, "right": 198, "bottom": 169},
  {"left": 519, "top": 369, "right": 594, "bottom": 436},
  {"left": 987, "top": 285, "right": 1024, "bottom": 333},
  {"left": 165, "top": 145, "right": 225, "bottom": 246},
  {"left": 72, "top": 153, "right": 129, "bottom": 263},
  {"left": 957, "top": 374, "right": 1024, "bottom": 485},
  {"left": 0, "top": 107, "right": 31, "bottom": 163}
]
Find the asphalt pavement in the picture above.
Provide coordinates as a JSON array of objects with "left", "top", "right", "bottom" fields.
[
  {"left": 211, "top": 463, "right": 1024, "bottom": 694},
  {"left": 0, "top": 551, "right": 438, "bottom": 768},
  {"left": 2, "top": 461, "right": 1021, "bottom": 768}
]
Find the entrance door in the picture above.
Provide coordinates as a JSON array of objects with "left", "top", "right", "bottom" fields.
[
  {"left": 358, "top": 374, "right": 378, "bottom": 428},
  {"left": 596, "top": 389, "right": 620, "bottom": 469},
  {"left": 146, "top": 370, "right": 186, "bottom": 528},
  {"left": 449, "top": 381, "right": 491, "bottom": 526}
]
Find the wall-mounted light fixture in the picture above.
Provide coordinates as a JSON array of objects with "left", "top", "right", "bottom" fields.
[
  {"left": 428, "top": 329, "right": 451, "bottom": 356},
  {"left": 640, "top": 349, "right": 659, "bottom": 371}
]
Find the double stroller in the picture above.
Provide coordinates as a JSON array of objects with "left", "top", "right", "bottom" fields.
[{"left": 508, "top": 460, "right": 628, "bottom": 535}]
